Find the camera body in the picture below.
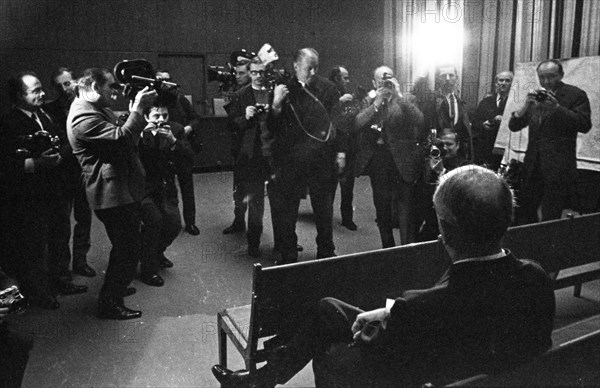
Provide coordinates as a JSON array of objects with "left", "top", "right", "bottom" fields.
[
  {"left": 254, "top": 103, "right": 268, "bottom": 115},
  {"left": 15, "top": 130, "right": 60, "bottom": 158},
  {"left": 382, "top": 72, "right": 395, "bottom": 90},
  {"left": 0, "top": 285, "right": 26, "bottom": 314},
  {"left": 529, "top": 89, "right": 555, "bottom": 103}
]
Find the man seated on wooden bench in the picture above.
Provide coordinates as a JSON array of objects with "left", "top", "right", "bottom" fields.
[{"left": 211, "top": 165, "right": 556, "bottom": 387}]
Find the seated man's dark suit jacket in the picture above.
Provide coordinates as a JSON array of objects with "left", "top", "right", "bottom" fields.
[
  {"left": 508, "top": 81, "right": 592, "bottom": 185},
  {"left": 314, "top": 252, "right": 555, "bottom": 387},
  {"left": 67, "top": 98, "right": 146, "bottom": 210}
]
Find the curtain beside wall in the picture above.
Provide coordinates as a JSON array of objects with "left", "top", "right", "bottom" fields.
[{"left": 385, "top": 0, "right": 600, "bottom": 105}]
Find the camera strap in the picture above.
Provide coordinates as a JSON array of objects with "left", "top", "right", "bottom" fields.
[{"left": 288, "top": 86, "right": 332, "bottom": 143}]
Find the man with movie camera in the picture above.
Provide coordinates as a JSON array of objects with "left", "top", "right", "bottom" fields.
[
  {"left": 68, "top": 67, "right": 157, "bottom": 320},
  {"left": 354, "top": 66, "right": 424, "bottom": 247},
  {"left": 137, "top": 97, "right": 193, "bottom": 287},
  {"left": 224, "top": 57, "right": 271, "bottom": 258},
  {"left": 223, "top": 50, "right": 255, "bottom": 235},
  {"left": 264, "top": 48, "right": 345, "bottom": 263},
  {"left": 0, "top": 71, "right": 87, "bottom": 310},
  {"left": 509, "top": 59, "right": 591, "bottom": 224},
  {"left": 1, "top": 265, "right": 33, "bottom": 388}
]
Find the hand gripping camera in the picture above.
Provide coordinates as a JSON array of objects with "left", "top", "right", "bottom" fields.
[
  {"left": 0, "top": 285, "right": 26, "bottom": 314},
  {"left": 15, "top": 130, "right": 61, "bottom": 158}
]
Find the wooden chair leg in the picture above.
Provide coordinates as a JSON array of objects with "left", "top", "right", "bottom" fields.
[{"left": 217, "top": 314, "right": 228, "bottom": 368}]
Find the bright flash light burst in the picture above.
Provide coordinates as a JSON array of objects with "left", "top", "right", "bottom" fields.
[{"left": 410, "top": 4, "right": 464, "bottom": 78}]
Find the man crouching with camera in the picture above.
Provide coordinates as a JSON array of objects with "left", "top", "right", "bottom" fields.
[{"left": 67, "top": 68, "right": 157, "bottom": 320}]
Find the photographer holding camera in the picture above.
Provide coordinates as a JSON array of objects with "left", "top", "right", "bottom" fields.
[
  {"left": 509, "top": 59, "right": 591, "bottom": 224},
  {"left": 0, "top": 71, "right": 88, "bottom": 310},
  {"left": 354, "top": 66, "right": 424, "bottom": 248},
  {"left": 224, "top": 57, "right": 271, "bottom": 258},
  {"left": 67, "top": 67, "right": 157, "bottom": 320},
  {"left": 264, "top": 48, "right": 344, "bottom": 264}
]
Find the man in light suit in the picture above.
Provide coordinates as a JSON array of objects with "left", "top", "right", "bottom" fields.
[
  {"left": 509, "top": 59, "right": 592, "bottom": 223},
  {"left": 211, "top": 165, "right": 555, "bottom": 387},
  {"left": 354, "top": 66, "right": 424, "bottom": 247},
  {"left": 67, "top": 68, "right": 156, "bottom": 320}
]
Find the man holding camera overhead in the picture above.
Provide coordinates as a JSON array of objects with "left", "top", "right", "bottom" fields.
[
  {"left": 509, "top": 59, "right": 591, "bottom": 224},
  {"left": 68, "top": 68, "right": 157, "bottom": 320},
  {"left": 355, "top": 66, "right": 424, "bottom": 248}
]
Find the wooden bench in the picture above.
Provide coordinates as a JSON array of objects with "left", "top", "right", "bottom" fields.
[
  {"left": 217, "top": 212, "right": 600, "bottom": 373},
  {"left": 447, "top": 315, "right": 600, "bottom": 386}
]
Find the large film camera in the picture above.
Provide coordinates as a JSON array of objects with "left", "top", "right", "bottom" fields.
[
  {"left": 0, "top": 285, "right": 26, "bottom": 314},
  {"left": 256, "top": 43, "right": 293, "bottom": 89},
  {"left": 15, "top": 130, "right": 60, "bottom": 158},
  {"left": 114, "top": 59, "right": 179, "bottom": 103},
  {"left": 208, "top": 49, "right": 256, "bottom": 92}
]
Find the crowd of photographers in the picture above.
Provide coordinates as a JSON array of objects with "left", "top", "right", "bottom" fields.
[{"left": 0, "top": 46, "right": 592, "bottom": 385}]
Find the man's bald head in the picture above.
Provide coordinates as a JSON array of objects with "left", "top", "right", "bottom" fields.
[{"left": 433, "top": 165, "right": 514, "bottom": 257}]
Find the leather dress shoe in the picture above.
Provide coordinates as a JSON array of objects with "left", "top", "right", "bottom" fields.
[
  {"left": 98, "top": 299, "right": 142, "bottom": 320},
  {"left": 123, "top": 287, "right": 137, "bottom": 297},
  {"left": 139, "top": 272, "right": 164, "bottom": 287},
  {"left": 56, "top": 281, "right": 88, "bottom": 295},
  {"left": 341, "top": 220, "right": 358, "bottom": 231},
  {"left": 211, "top": 365, "right": 268, "bottom": 388},
  {"left": 36, "top": 295, "right": 60, "bottom": 310},
  {"left": 158, "top": 254, "right": 174, "bottom": 269},
  {"left": 185, "top": 224, "right": 200, "bottom": 235},
  {"left": 223, "top": 220, "right": 246, "bottom": 235},
  {"left": 72, "top": 263, "right": 96, "bottom": 277}
]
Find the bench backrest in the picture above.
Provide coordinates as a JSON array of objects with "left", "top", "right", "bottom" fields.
[
  {"left": 253, "top": 239, "right": 449, "bottom": 337},
  {"left": 251, "top": 212, "right": 600, "bottom": 338},
  {"left": 503, "top": 212, "right": 600, "bottom": 272}
]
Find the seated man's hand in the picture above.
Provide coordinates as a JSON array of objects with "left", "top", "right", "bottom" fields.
[{"left": 351, "top": 307, "right": 388, "bottom": 344}]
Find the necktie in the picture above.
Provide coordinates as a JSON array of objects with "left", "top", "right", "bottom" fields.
[
  {"left": 31, "top": 111, "right": 44, "bottom": 131},
  {"left": 448, "top": 94, "right": 456, "bottom": 121}
]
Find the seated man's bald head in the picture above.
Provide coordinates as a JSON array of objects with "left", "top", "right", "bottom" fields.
[{"left": 433, "top": 165, "right": 514, "bottom": 257}]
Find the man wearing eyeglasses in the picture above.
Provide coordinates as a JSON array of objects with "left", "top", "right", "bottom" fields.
[
  {"left": 67, "top": 68, "right": 157, "bottom": 320},
  {"left": 224, "top": 57, "right": 271, "bottom": 258}
]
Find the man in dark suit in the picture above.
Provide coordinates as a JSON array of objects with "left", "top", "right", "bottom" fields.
[
  {"left": 355, "top": 66, "right": 424, "bottom": 247},
  {"left": 422, "top": 65, "right": 473, "bottom": 160},
  {"left": 67, "top": 68, "right": 157, "bottom": 320},
  {"left": 472, "top": 70, "right": 513, "bottom": 170},
  {"left": 263, "top": 48, "right": 345, "bottom": 263},
  {"left": 211, "top": 165, "right": 556, "bottom": 387},
  {"left": 224, "top": 57, "right": 270, "bottom": 258},
  {"left": 0, "top": 71, "right": 87, "bottom": 310},
  {"left": 155, "top": 70, "right": 201, "bottom": 236},
  {"left": 509, "top": 59, "right": 592, "bottom": 223},
  {"left": 137, "top": 100, "right": 193, "bottom": 287},
  {"left": 329, "top": 66, "right": 361, "bottom": 231},
  {"left": 44, "top": 67, "right": 96, "bottom": 278}
]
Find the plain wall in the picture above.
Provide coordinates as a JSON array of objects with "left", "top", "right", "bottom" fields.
[{"left": 0, "top": 0, "right": 385, "bottom": 114}]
